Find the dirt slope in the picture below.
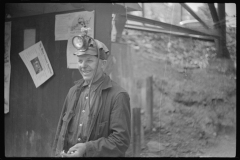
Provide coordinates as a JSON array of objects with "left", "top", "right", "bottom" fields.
[{"left": 131, "top": 49, "right": 236, "bottom": 157}]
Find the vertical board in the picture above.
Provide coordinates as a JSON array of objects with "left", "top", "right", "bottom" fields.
[{"left": 132, "top": 108, "right": 141, "bottom": 157}]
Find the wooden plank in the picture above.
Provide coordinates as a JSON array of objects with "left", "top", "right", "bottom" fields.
[
  {"left": 16, "top": 18, "right": 29, "bottom": 157},
  {"left": 180, "top": 3, "right": 209, "bottom": 29},
  {"left": 19, "top": 18, "right": 35, "bottom": 157},
  {"left": 132, "top": 108, "right": 141, "bottom": 157},
  {"left": 38, "top": 14, "right": 58, "bottom": 156},
  {"left": 125, "top": 24, "right": 215, "bottom": 41},
  {"left": 16, "top": 36, "right": 28, "bottom": 156},
  {"left": 26, "top": 54, "right": 33, "bottom": 157},
  {"left": 22, "top": 17, "right": 38, "bottom": 157},
  {"left": 23, "top": 18, "right": 39, "bottom": 157},
  {"left": 123, "top": 14, "right": 219, "bottom": 38}
]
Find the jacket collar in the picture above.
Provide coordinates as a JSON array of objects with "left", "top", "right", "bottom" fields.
[{"left": 74, "top": 73, "right": 112, "bottom": 91}]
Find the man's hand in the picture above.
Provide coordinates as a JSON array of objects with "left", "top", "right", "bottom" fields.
[{"left": 60, "top": 143, "right": 86, "bottom": 157}]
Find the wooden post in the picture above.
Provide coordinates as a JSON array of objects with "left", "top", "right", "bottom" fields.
[
  {"left": 141, "top": 81, "right": 146, "bottom": 114},
  {"left": 137, "top": 80, "right": 145, "bottom": 150},
  {"left": 141, "top": 119, "right": 145, "bottom": 150},
  {"left": 214, "top": 38, "right": 220, "bottom": 57},
  {"left": 145, "top": 76, "right": 153, "bottom": 132},
  {"left": 217, "top": 3, "right": 230, "bottom": 58},
  {"left": 132, "top": 108, "right": 141, "bottom": 157}
]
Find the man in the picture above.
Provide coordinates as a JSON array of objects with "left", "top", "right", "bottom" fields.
[
  {"left": 52, "top": 35, "right": 131, "bottom": 157},
  {"left": 32, "top": 59, "right": 42, "bottom": 74},
  {"left": 78, "top": 17, "right": 86, "bottom": 28}
]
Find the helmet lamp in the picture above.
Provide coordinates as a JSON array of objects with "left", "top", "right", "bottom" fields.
[{"left": 72, "top": 35, "right": 90, "bottom": 51}]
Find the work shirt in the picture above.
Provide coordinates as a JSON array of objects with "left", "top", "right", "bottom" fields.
[
  {"left": 52, "top": 74, "right": 131, "bottom": 157},
  {"left": 66, "top": 74, "right": 105, "bottom": 149}
]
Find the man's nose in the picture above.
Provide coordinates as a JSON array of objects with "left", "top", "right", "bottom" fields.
[{"left": 79, "top": 61, "right": 87, "bottom": 68}]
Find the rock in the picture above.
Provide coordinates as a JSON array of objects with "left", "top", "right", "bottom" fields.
[
  {"left": 176, "top": 128, "right": 180, "bottom": 133},
  {"left": 164, "top": 143, "right": 170, "bottom": 147},
  {"left": 147, "top": 141, "right": 165, "bottom": 152},
  {"left": 152, "top": 128, "right": 156, "bottom": 132},
  {"left": 172, "top": 142, "right": 178, "bottom": 147}
]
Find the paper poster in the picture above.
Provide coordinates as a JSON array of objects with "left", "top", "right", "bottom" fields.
[
  {"left": 5, "top": 21, "right": 11, "bottom": 114},
  {"left": 19, "top": 41, "right": 54, "bottom": 88},
  {"left": 55, "top": 11, "right": 94, "bottom": 40}
]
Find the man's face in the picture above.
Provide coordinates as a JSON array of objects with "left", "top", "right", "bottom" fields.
[
  {"left": 35, "top": 61, "right": 40, "bottom": 68},
  {"left": 77, "top": 54, "right": 106, "bottom": 82},
  {"left": 78, "top": 18, "right": 85, "bottom": 27}
]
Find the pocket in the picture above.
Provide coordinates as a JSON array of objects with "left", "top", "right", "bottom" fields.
[
  {"left": 97, "top": 121, "right": 109, "bottom": 136},
  {"left": 67, "top": 119, "right": 76, "bottom": 133},
  {"left": 61, "top": 112, "right": 75, "bottom": 135}
]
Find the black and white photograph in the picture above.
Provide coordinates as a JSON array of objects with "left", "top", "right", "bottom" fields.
[
  {"left": 31, "top": 57, "right": 43, "bottom": 75},
  {"left": 4, "top": 3, "right": 236, "bottom": 158}
]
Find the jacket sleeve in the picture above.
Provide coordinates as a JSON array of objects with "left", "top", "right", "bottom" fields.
[
  {"left": 51, "top": 89, "right": 71, "bottom": 157},
  {"left": 85, "top": 92, "right": 131, "bottom": 157}
]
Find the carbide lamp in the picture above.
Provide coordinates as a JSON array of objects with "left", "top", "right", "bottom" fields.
[
  {"left": 72, "top": 36, "right": 84, "bottom": 49},
  {"left": 72, "top": 35, "right": 91, "bottom": 51},
  {"left": 72, "top": 27, "right": 92, "bottom": 51}
]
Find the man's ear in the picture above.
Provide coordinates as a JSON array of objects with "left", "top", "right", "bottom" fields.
[
  {"left": 101, "top": 60, "right": 108, "bottom": 70},
  {"left": 102, "top": 60, "right": 107, "bottom": 67}
]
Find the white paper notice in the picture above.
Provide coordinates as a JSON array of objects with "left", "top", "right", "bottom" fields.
[
  {"left": 19, "top": 41, "right": 54, "bottom": 88},
  {"left": 55, "top": 11, "right": 94, "bottom": 40},
  {"left": 5, "top": 21, "right": 11, "bottom": 114}
]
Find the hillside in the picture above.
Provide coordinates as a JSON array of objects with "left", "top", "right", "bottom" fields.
[{"left": 122, "top": 29, "right": 236, "bottom": 157}]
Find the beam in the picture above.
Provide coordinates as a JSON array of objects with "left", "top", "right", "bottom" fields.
[
  {"left": 208, "top": 3, "right": 220, "bottom": 27},
  {"left": 217, "top": 3, "right": 226, "bottom": 25},
  {"left": 180, "top": 3, "right": 209, "bottom": 29},
  {"left": 217, "top": 3, "right": 230, "bottom": 58},
  {"left": 123, "top": 14, "right": 219, "bottom": 38},
  {"left": 125, "top": 24, "right": 215, "bottom": 41}
]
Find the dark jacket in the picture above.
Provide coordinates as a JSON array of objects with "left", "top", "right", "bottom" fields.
[{"left": 52, "top": 75, "right": 131, "bottom": 157}]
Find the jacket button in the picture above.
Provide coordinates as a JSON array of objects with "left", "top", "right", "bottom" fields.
[
  {"left": 82, "top": 110, "right": 85, "bottom": 113},
  {"left": 86, "top": 96, "right": 88, "bottom": 99},
  {"left": 79, "top": 123, "right": 82, "bottom": 127},
  {"left": 78, "top": 138, "right": 81, "bottom": 141}
]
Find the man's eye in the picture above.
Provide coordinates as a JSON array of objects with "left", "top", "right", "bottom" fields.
[{"left": 78, "top": 60, "right": 83, "bottom": 63}]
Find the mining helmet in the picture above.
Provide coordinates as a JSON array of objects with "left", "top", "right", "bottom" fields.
[{"left": 71, "top": 28, "right": 110, "bottom": 60}]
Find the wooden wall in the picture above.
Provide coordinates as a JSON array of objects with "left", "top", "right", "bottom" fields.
[{"left": 4, "top": 4, "right": 112, "bottom": 157}]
